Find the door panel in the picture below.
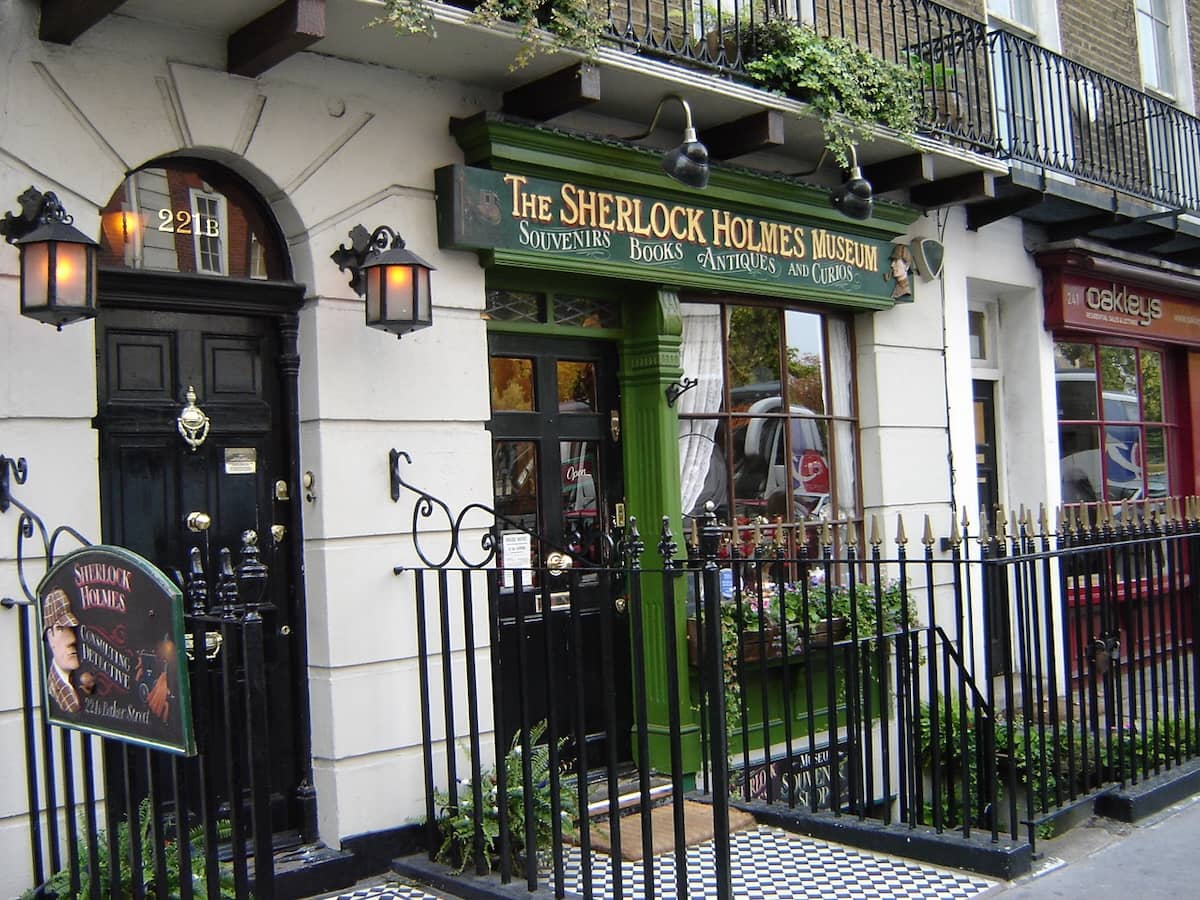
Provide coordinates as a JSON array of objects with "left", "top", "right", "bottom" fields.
[
  {"left": 489, "top": 333, "right": 632, "bottom": 767},
  {"left": 96, "top": 306, "right": 302, "bottom": 828}
]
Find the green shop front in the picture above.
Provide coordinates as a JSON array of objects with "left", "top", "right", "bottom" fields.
[{"left": 435, "top": 114, "right": 919, "bottom": 777}]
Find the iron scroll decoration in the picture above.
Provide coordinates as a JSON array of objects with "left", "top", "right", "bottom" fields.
[{"left": 388, "top": 449, "right": 619, "bottom": 570}]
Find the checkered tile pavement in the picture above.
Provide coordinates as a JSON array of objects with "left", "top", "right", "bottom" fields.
[{"left": 323, "top": 824, "right": 996, "bottom": 899}]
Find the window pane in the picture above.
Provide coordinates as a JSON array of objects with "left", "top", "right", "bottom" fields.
[
  {"left": 560, "top": 440, "right": 600, "bottom": 536},
  {"left": 1100, "top": 346, "right": 1138, "bottom": 398},
  {"left": 1055, "top": 343, "right": 1098, "bottom": 419},
  {"left": 494, "top": 441, "right": 538, "bottom": 527},
  {"left": 1060, "top": 424, "right": 1101, "bottom": 503},
  {"left": 558, "top": 361, "right": 597, "bottom": 412},
  {"left": 1145, "top": 426, "right": 1169, "bottom": 497},
  {"left": 555, "top": 294, "right": 620, "bottom": 329},
  {"left": 727, "top": 306, "right": 781, "bottom": 404},
  {"left": 680, "top": 420, "right": 728, "bottom": 520},
  {"left": 969, "top": 310, "right": 987, "bottom": 361},
  {"left": 1140, "top": 350, "right": 1163, "bottom": 421},
  {"left": 735, "top": 417, "right": 774, "bottom": 521},
  {"left": 1105, "top": 424, "right": 1142, "bottom": 500},
  {"left": 829, "top": 419, "right": 854, "bottom": 521},
  {"left": 490, "top": 357, "right": 535, "bottom": 411},
  {"left": 486, "top": 289, "right": 544, "bottom": 323},
  {"left": 785, "top": 310, "right": 826, "bottom": 414}
]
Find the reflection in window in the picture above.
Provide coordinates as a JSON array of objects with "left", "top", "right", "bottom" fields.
[
  {"left": 490, "top": 357, "right": 536, "bottom": 412},
  {"left": 557, "top": 361, "right": 597, "bottom": 412},
  {"left": 677, "top": 302, "right": 860, "bottom": 553},
  {"left": 98, "top": 164, "right": 283, "bottom": 279},
  {"left": 1055, "top": 340, "right": 1172, "bottom": 505},
  {"left": 1136, "top": 0, "right": 1174, "bottom": 94}
]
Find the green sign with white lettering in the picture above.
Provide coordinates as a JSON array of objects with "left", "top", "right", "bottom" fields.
[{"left": 435, "top": 165, "right": 909, "bottom": 306}]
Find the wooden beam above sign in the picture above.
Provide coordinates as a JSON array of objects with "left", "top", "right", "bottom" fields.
[
  {"left": 701, "top": 110, "right": 785, "bottom": 160},
  {"left": 502, "top": 63, "right": 601, "bottom": 121},
  {"left": 40, "top": 0, "right": 128, "bottom": 44},
  {"left": 228, "top": 0, "right": 326, "bottom": 78},
  {"left": 862, "top": 154, "right": 935, "bottom": 194},
  {"left": 909, "top": 172, "right": 996, "bottom": 209}
]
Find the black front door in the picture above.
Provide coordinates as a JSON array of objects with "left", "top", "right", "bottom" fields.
[
  {"left": 95, "top": 299, "right": 306, "bottom": 829},
  {"left": 488, "top": 333, "right": 632, "bottom": 767}
]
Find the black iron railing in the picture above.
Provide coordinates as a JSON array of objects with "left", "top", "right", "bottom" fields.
[
  {"left": 596, "top": 0, "right": 995, "bottom": 152},
  {"left": 990, "top": 30, "right": 1200, "bottom": 210},
  {"left": 2, "top": 455, "right": 278, "bottom": 900},
  {"left": 397, "top": 473, "right": 1200, "bottom": 894}
]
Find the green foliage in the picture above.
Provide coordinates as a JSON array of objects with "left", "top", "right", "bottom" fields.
[
  {"left": 24, "top": 799, "right": 235, "bottom": 900},
  {"left": 777, "top": 576, "right": 915, "bottom": 634},
  {"left": 741, "top": 20, "right": 921, "bottom": 166},
  {"left": 434, "top": 720, "right": 579, "bottom": 874},
  {"left": 373, "top": 0, "right": 603, "bottom": 70},
  {"left": 903, "top": 52, "right": 958, "bottom": 91},
  {"left": 917, "top": 698, "right": 980, "bottom": 829}
]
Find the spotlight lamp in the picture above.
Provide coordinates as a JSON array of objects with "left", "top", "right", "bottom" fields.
[
  {"left": 830, "top": 146, "right": 874, "bottom": 221},
  {"left": 627, "top": 94, "right": 710, "bottom": 189},
  {"left": 331, "top": 224, "right": 435, "bottom": 338},
  {"left": 0, "top": 186, "right": 99, "bottom": 329}
]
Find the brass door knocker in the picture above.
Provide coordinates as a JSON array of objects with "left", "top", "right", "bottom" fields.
[{"left": 176, "top": 386, "right": 210, "bottom": 451}]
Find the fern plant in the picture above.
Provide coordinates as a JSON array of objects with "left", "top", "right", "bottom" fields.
[
  {"left": 434, "top": 719, "right": 579, "bottom": 874},
  {"left": 24, "top": 798, "right": 235, "bottom": 899}
]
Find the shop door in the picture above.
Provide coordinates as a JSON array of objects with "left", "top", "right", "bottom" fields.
[
  {"left": 488, "top": 333, "right": 632, "bottom": 767},
  {"left": 95, "top": 302, "right": 305, "bottom": 829},
  {"left": 973, "top": 380, "right": 1011, "bottom": 674}
]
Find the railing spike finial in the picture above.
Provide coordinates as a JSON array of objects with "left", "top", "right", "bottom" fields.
[
  {"left": 820, "top": 518, "right": 833, "bottom": 548},
  {"left": 869, "top": 514, "right": 882, "bottom": 548},
  {"left": 658, "top": 515, "right": 678, "bottom": 566},
  {"left": 846, "top": 520, "right": 858, "bottom": 548},
  {"left": 1056, "top": 504, "right": 1067, "bottom": 538},
  {"left": 948, "top": 512, "right": 961, "bottom": 549},
  {"left": 626, "top": 516, "right": 645, "bottom": 568},
  {"left": 922, "top": 514, "right": 935, "bottom": 548},
  {"left": 959, "top": 504, "right": 970, "bottom": 531},
  {"left": 1038, "top": 503, "right": 1049, "bottom": 538},
  {"left": 996, "top": 506, "right": 1007, "bottom": 542},
  {"left": 978, "top": 508, "right": 991, "bottom": 544},
  {"left": 895, "top": 513, "right": 907, "bottom": 546}
]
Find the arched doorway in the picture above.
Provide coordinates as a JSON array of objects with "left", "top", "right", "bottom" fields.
[{"left": 93, "top": 158, "right": 313, "bottom": 835}]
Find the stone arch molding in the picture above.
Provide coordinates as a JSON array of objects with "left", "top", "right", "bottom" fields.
[{"left": 1, "top": 50, "right": 440, "bottom": 291}]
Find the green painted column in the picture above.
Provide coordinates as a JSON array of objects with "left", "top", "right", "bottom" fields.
[{"left": 619, "top": 287, "right": 701, "bottom": 773}]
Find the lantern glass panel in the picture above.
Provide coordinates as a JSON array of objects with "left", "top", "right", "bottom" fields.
[
  {"left": 21, "top": 241, "right": 49, "bottom": 312},
  {"left": 386, "top": 264, "right": 414, "bottom": 322},
  {"left": 416, "top": 267, "right": 431, "bottom": 322},
  {"left": 366, "top": 266, "right": 382, "bottom": 324},
  {"left": 53, "top": 242, "right": 88, "bottom": 307}
]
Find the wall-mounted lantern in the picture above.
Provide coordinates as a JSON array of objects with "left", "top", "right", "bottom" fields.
[
  {"left": 331, "top": 224, "right": 435, "bottom": 337},
  {"left": 0, "top": 187, "right": 99, "bottom": 329}
]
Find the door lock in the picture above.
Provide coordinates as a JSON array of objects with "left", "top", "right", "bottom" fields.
[
  {"left": 274, "top": 479, "right": 290, "bottom": 501},
  {"left": 546, "top": 551, "right": 572, "bottom": 576},
  {"left": 186, "top": 511, "right": 212, "bottom": 532},
  {"left": 614, "top": 596, "right": 628, "bottom": 614}
]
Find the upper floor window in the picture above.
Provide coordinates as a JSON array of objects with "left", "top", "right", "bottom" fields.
[
  {"left": 988, "top": 0, "right": 1036, "bottom": 30},
  {"left": 189, "top": 189, "right": 227, "bottom": 276},
  {"left": 1136, "top": 0, "right": 1175, "bottom": 95}
]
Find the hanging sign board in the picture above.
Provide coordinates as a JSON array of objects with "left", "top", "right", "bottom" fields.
[
  {"left": 436, "top": 165, "right": 901, "bottom": 306},
  {"left": 36, "top": 545, "right": 196, "bottom": 756}
]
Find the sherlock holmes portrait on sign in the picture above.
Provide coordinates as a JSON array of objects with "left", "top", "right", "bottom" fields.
[{"left": 36, "top": 545, "right": 195, "bottom": 755}]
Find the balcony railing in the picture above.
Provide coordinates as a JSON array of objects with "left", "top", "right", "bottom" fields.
[
  {"left": 583, "top": 1, "right": 1200, "bottom": 214},
  {"left": 990, "top": 30, "right": 1200, "bottom": 211}
]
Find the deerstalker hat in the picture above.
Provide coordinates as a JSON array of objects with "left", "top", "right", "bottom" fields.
[{"left": 42, "top": 588, "right": 80, "bottom": 629}]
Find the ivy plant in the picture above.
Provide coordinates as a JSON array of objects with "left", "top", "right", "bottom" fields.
[
  {"left": 372, "top": 0, "right": 603, "bottom": 70},
  {"left": 741, "top": 20, "right": 921, "bottom": 167}
]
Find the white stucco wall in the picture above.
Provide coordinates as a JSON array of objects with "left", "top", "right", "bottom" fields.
[{"left": 0, "top": 5, "right": 500, "bottom": 891}]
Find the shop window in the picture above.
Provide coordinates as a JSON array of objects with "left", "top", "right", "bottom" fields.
[
  {"left": 1055, "top": 341, "right": 1172, "bottom": 505},
  {"left": 678, "top": 301, "right": 861, "bottom": 554}
]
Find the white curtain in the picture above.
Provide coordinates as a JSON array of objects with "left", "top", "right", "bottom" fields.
[
  {"left": 827, "top": 318, "right": 858, "bottom": 520},
  {"left": 678, "top": 303, "right": 725, "bottom": 516}
]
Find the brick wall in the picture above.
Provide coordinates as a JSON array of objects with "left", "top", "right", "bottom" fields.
[{"left": 1058, "top": 0, "right": 1140, "bottom": 86}]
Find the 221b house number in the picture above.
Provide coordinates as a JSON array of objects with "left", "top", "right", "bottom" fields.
[{"left": 157, "top": 208, "right": 220, "bottom": 237}]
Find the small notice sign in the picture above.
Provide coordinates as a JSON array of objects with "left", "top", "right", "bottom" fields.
[
  {"left": 36, "top": 546, "right": 195, "bottom": 755},
  {"left": 224, "top": 447, "right": 257, "bottom": 475},
  {"left": 501, "top": 531, "right": 532, "bottom": 589}
]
